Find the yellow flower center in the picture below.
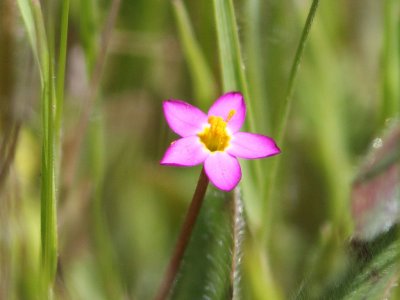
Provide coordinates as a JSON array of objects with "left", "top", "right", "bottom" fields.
[{"left": 198, "top": 110, "right": 235, "bottom": 152}]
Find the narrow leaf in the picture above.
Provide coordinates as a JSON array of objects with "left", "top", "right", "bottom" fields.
[
  {"left": 170, "top": 188, "right": 245, "bottom": 300},
  {"left": 322, "top": 227, "right": 400, "bottom": 299}
]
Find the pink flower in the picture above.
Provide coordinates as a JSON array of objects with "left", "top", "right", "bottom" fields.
[{"left": 160, "top": 92, "right": 281, "bottom": 191}]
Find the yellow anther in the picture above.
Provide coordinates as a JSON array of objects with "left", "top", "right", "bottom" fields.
[
  {"left": 225, "top": 109, "right": 236, "bottom": 122},
  {"left": 198, "top": 115, "right": 231, "bottom": 152}
]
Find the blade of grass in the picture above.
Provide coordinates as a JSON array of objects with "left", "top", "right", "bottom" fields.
[
  {"left": 263, "top": 0, "right": 320, "bottom": 244},
  {"left": 17, "top": 0, "right": 64, "bottom": 295},
  {"left": 244, "top": 0, "right": 270, "bottom": 133},
  {"left": 381, "top": 0, "right": 400, "bottom": 122},
  {"left": 212, "top": 0, "right": 281, "bottom": 298},
  {"left": 213, "top": 0, "right": 264, "bottom": 226},
  {"left": 55, "top": 0, "right": 70, "bottom": 137},
  {"left": 213, "top": 0, "right": 251, "bottom": 112},
  {"left": 172, "top": 0, "right": 217, "bottom": 108}
]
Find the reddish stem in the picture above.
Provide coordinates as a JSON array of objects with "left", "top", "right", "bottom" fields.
[{"left": 154, "top": 168, "right": 209, "bottom": 300}]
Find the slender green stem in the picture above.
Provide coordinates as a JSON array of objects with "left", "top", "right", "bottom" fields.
[
  {"left": 213, "top": 0, "right": 264, "bottom": 211},
  {"left": 55, "top": 0, "right": 69, "bottom": 134},
  {"left": 24, "top": 0, "right": 58, "bottom": 294},
  {"left": 382, "top": 0, "right": 400, "bottom": 122},
  {"left": 277, "top": 0, "right": 320, "bottom": 146},
  {"left": 244, "top": 0, "right": 270, "bottom": 133},
  {"left": 155, "top": 168, "right": 209, "bottom": 300},
  {"left": 263, "top": 0, "right": 320, "bottom": 244}
]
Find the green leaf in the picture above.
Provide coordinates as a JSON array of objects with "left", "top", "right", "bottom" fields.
[
  {"left": 213, "top": 0, "right": 252, "bottom": 125},
  {"left": 17, "top": 0, "right": 59, "bottom": 294},
  {"left": 322, "top": 227, "right": 400, "bottom": 300},
  {"left": 170, "top": 188, "right": 245, "bottom": 300},
  {"left": 212, "top": 0, "right": 262, "bottom": 230},
  {"left": 381, "top": 0, "right": 400, "bottom": 121}
]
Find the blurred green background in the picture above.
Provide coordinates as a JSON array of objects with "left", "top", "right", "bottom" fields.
[{"left": 0, "top": 0, "right": 399, "bottom": 299}]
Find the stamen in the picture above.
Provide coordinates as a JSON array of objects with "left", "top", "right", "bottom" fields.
[
  {"left": 225, "top": 110, "right": 236, "bottom": 122},
  {"left": 198, "top": 115, "right": 231, "bottom": 152}
]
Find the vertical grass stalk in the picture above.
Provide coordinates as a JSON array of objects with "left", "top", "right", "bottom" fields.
[
  {"left": 212, "top": 0, "right": 282, "bottom": 298},
  {"left": 55, "top": 0, "right": 70, "bottom": 136},
  {"left": 381, "top": 0, "right": 400, "bottom": 121},
  {"left": 263, "top": 0, "right": 320, "bottom": 244},
  {"left": 17, "top": 0, "right": 69, "bottom": 294}
]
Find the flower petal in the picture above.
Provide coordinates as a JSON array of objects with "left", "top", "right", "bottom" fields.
[
  {"left": 160, "top": 136, "right": 209, "bottom": 166},
  {"left": 227, "top": 132, "right": 281, "bottom": 159},
  {"left": 163, "top": 100, "right": 208, "bottom": 137},
  {"left": 207, "top": 92, "right": 246, "bottom": 133},
  {"left": 204, "top": 152, "right": 241, "bottom": 191}
]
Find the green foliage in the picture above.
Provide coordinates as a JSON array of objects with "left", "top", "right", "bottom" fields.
[
  {"left": 17, "top": 0, "right": 60, "bottom": 294},
  {"left": 170, "top": 189, "right": 244, "bottom": 300},
  {"left": 1, "top": 0, "right": 399, "bottom": 299},
  {"left": 325, "top": 228, "right": 399, "bottom": 300}
]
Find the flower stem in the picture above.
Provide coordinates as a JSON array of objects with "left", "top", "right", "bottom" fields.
[{"left": 155, "top": 168, "right": 209, "bottom": 300}]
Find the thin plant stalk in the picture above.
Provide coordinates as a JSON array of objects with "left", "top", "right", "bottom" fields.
[
  {"left": 213, "top": 0, "right": 264, "bottom": 222},
  {"left": 55, "top": 0, "right": 70, "bottom": 136},
  {"left": 27, "top": 1, "right": 58, "bottom": 294},
  {"left": 382, "top": 0, "right": 400, "bottom": 122},
  {"left": 213, "top": 1, "right": 280, "bottom": 298},
  {"left": 155, "top": 168, "right": 209, "bottom": 300},
  {"left": 262, "top": 0, "right": 320, "bottom": 244}
]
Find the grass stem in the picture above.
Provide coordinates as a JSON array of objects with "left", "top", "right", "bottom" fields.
[{"left": 263, "top": 0, "right": 320, "bottom": 244}]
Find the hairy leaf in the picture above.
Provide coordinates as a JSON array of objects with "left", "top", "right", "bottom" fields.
[{"left": 170, "top": 188, "right": 245, "bottom": 300}]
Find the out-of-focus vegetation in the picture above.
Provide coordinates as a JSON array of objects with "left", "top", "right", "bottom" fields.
[{"left": 0, "top": 0, "right": 399, "bottom": 299}]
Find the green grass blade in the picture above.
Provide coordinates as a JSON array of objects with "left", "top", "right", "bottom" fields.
[
  {"left": 213, "top": 0, "right": 252, "bottom": 118},
  {"left": 381, "top": 0, "right": 400, "bottom": 122},
  {"left": 172, "top": 0, "right": 217, "bottom": 108},
  {"left": 212, "top": 1, "right": 283, "bottom": 298},
  {"left": 263, "top": 0, "right": 320, "bottom": 243},
  {"left": 212, "top": 0, "right": 263, "bottom": 221},
  {"left": 17, "top": 0, "right": 59, "bottom": 294},
  {"left": 55, "top": 0, "right": 70, "bottom": 135},
  {"left": 244, "top": 0, "right": 270, "bottom": 132},
  {"left": 17, "top": 0, "right": 41, "bottom": 80},
  {"left": 324, "top": 228, "right": 399, "bottom": 299},
  {"left": 276, "top": 0, "right": 320, "bottom": 145}
]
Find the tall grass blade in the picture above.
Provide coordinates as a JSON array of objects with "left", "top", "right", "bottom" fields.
[
  {"left": 381, "top": 0, "right": 400, "bottom": 122},
  {"left": 55, "top": 0, "right": 70, "bottom": 136},
  {"left": 324, "top": 228, "right": 399, "bottom": 299},
  {"left": 244, "top": 0, "right": 270, "bottom": 132},
  {"left": 212, "top": 1, "right": 281, "bottom": 298},
  {"left": 17, "top": 0, "right": 60, "bottom": 295},
  {"left": 212, "top": 0, "right": 252, "bottom": 123},
  {"left": 212, "top": 0, "right": 263, "bottom": 224},
  {"left": 264, "top": 0, "right": 320, "bottom": 242}
]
